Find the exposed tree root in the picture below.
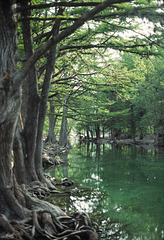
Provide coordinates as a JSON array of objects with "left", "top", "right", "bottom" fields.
[
  {"left": 0, "top": 142, "right": 98, "bottom": 240},
  {"left": 42, "top": 143, "right": 67, "bottom": 168},
  {"left": 56, "top": 178, "right": 75, "bottom": 187},
  {"left": 0, "top": 210, "right": 98, "bottom": 240},
  {"left": 20, "top": 176, "right": 75, "bottom": 200},
  {"left": 0, "top": 170, "right": 98, "bottom": 239}
]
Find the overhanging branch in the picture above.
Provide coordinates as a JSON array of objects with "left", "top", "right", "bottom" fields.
[
  {"left": 13, "top": 0, "right": 132, "bottom": 87},
  {"left": 16, "top": 2, "right": 100, "bottom": 13}
]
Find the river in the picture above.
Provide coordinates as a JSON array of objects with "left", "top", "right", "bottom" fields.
[{"left": 46, "top": 142, "right": 164, "bottom": 240}]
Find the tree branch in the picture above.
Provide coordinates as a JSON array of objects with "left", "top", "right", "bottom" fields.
[
  {"left": 16, "top": 2, "right": 101, "bottom": 13},
  {"left": 13, "top": 0, "right": 132, "bottom": 87}
]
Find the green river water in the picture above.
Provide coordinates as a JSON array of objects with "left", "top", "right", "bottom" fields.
[{"left": 46, "top": 142, "right": 164, "bottom": 240}]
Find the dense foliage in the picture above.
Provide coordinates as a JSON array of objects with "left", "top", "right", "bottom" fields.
[
  {"left": 52, "top": 53, "right": 164, "bottom": 144},
  {"left": 26, "top": 0, "right": 163, "bottom": 145}
]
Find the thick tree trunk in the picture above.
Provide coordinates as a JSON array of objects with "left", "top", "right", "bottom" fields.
[
  {"left": 20, "top": 0, "right": 39, "bottom": 182},
  {"left": 13, "top": 127, "right": 27, "bottom": 184},
  {"left": 0, "top": 2, "right": 69, "bottom": 221},
  {"left": 59, "top": 96, "right": 69, "bottom": 147},
  {"left": 0, "top": 1, "right": 27, "bottom": 218}
]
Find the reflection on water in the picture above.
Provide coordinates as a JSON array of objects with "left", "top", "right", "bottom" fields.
[{"left": 46, "top": 142, "right": 164, "bottom": 240}]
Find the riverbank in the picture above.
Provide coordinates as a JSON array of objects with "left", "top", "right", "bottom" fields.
[
  {"left": 42, "top": 142, "right": 69, "bottom": 168},
  {"left": 42, "top": 134, "right": 163, "bottom": 167},
  {"left": 80, "top": 133, "right": 164, "bottom": 149}
]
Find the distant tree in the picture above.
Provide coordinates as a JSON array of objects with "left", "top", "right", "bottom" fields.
[{"left": 45, "top": 101, "right": 58, "bottom": 143}]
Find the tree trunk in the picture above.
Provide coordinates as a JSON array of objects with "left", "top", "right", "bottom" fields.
[
  {"left": 45, "top": 101, "right": 58, "bottom": 143},
  {"left": 102, "top": 126, "right": 105, "bottom": 138},
  {"left": 59, "top": 96, "right": 69, "bottom": 147},
  {"left": 130, "top": 104, "right": 136, "bottom": 143},
  {"left": 19, "top": 0, "right": 39, "bottom": 182},
  {"left": 111, "top": 128, "right": 116, "bottom": 142},
  {"left": 86, "top": 127, "right": 90, "bottom": 139},
  {"left": 89, "top": 130, "right": 93, "bottom": 139},
  {"left": 35, "top": 9, "right": 63, "bottom": 187},
  {"left": 13, "top": 127, "right": 27, "bottom": 184},
  {"left": 0, "top": 2, "right": 70, "bottom": 221},
  {"left": 95, "top": 123, "right": 100, "bottom": 139},
  {"left": 0, "top": 1, "right": 27, "bottom": 218}
]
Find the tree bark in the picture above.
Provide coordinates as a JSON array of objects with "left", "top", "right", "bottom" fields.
[
  {"left": 35, "top": 8, "right": 63, "bottom": 187},
  {"left": 0, "top": 0, "right": 64, "bottom": 210},
  {"left": 13, "top": 127, "right": 27, "bottom": 184},
  {"left": 0, "top": 1, "right": 27, "bottom": 218},
  {"left": 46, "top": 101, "right": 58, "bottom": 143},
  {"left": 19, "top": 0, "right": 39, "bottom": 182},
  {"left": 59, "top": 96, "right": 69, "bottom": 147}
]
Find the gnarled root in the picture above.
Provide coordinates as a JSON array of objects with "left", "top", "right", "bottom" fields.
[
  {"left": 0, "top": 209, "right": 98, "bottom": 240},
  {"left": 0, "top": 214, "right": 32, "bottom": 240}
]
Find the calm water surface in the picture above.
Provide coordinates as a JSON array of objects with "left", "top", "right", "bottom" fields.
[{"left": 46, "top": 142, "right": 164, "bottom": 240}]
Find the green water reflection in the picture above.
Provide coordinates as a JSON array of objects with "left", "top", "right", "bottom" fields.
[{"left": 46, "top": 143, "right": 164, "bottom": 240}]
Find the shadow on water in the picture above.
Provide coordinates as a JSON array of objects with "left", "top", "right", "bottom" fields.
[{"left": 46, "top": 142, "right": 164, "bottom": 240}]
